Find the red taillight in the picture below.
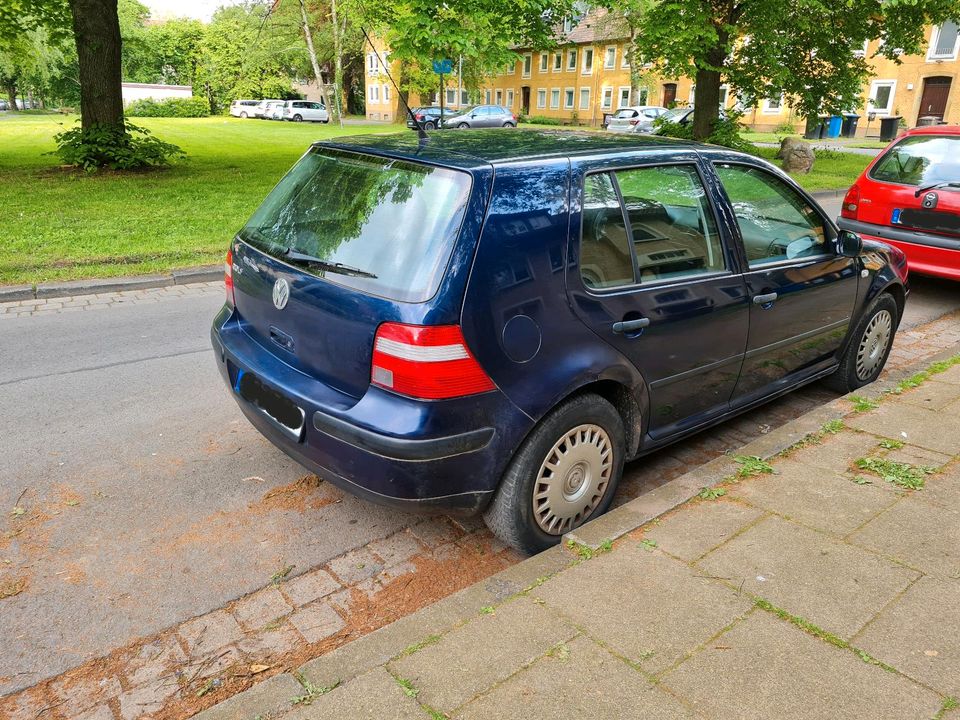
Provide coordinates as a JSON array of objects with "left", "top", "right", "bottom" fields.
[
  {"left": 512, "top": 114, "right": 517, "bottom": 121},
  {"left": 841, "top": 185, "right": 860, "bottom": 220},
  {"left": 225, "top": 248, "right": 235, "bottom": 306},
  {"left": 370, "top": 323, "right": 495, "bottom": 400},
  {"left": 415, "top": 113, "right": 424, "bottom": 120}
]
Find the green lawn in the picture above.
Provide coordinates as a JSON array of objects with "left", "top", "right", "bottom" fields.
[
  {"left": 0, "top": 115, "right": 869, "bottom": 286},
  {"left": 743, "top": 131, "right": 889, "bottom": 150}
]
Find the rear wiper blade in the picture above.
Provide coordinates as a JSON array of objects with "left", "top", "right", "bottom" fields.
[
  {"left": 283, "top": 249, "right": 377, "bottom": 279},
  {"left": 915, "top": 181, "right": 960, "bottom": 197}
]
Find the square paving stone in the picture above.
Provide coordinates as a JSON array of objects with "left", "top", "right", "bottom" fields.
[
  {"left": 897, "top": 381, "right": 960, "bottom": 411},
  {"left": 930, "top": 366, "right": 960, "bottom": 385},
  {"left": 644, "top": 500, "right": 763, "bottom": 562},
  {"left": 785, "top": 431, "right": 882, "bottom": 474},
  {"left": 390, "top": 597, "right": 576, "bottom": 713},
  {"left": 456, "top": 636, "right": 694, "bottom": 720},
  {"left": 283, "top": 667, "right": 423, "bottom": 719},
  {"left": 854, "top": 577, "right": 960, "bottom": 696},
  {"left": 698, "top": 515, "right": 918, "bottom": 639},
  {"left": 534, "top": 544, "right": 752, "bottom": 673},
  {"left": 922, "top": 463, "right": 960, "bottom": 509},
  {"left": 662, "top": 610, "right": 940, "bottom": 720},
  {"left": 232, "top": 587, "right": 292, "bottom": 629},
  {"left": 850, "top": 496, "right": 960, "bottom": 577},
  {"left": 846, "top": 403, "right": 960, "bottom": 455},
  {"left": 729, "top": 460, "right": 898, "bottom": 536}
]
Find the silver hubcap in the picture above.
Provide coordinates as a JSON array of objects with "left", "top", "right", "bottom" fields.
[
  {"left": 533, "top": 424, "right": 612, "bottom": 535},
  {"left": 856, "top": 309, "right": 893, "bottom": 381}
]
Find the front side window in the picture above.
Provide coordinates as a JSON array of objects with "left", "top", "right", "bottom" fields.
[
  {"left": 715, "top": 163, "right": 828, "bottom": 266},
  {"left": 240, "top": 149, "right": 472, "bottom": 303},
  {"left": 615, "top": 165, "right": 724, "bottom": 282},
  {"left": 580, "top": 173, "right": 633, "bottom": 289},
  {"left": 869, "top": 135, "right": 960, "bottom": 187}
]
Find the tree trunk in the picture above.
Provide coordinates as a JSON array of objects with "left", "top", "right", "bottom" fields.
[
  {"left": 4, "top": 80, "right": 17, "bottom": 111},
  {"left": 298, "top": 0, "right": 326, "bottom": 105},
  {"left": 69, "top": 0, "right": 125, "bottom": 132},
  {"left": 691, "top": 36, "right": 727, "bottom": 141},
  {"left": 628, "top": 26, "right": 642, "bottom": 105},
  {"left": 330, "top": 0, "right": 345, "bottom": 127}
]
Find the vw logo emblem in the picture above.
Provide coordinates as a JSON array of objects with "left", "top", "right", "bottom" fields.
[
  {"left": 272, "top": 278, "right": 290, "bottom": 310},
  {"left": 922, "top": 192, "right": 938, "bottom": 210}
]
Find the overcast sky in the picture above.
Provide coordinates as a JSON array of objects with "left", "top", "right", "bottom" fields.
[{"left": 143, "top": 0, "right": 240, "bottom": 22}]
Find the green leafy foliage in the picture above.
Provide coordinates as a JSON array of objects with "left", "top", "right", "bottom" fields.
[
  {"left": 854, "top": 457, "right": 935, "bottom": 490},
  {"left": 734, "top": 455, "right": 774, "bottom": 478},
  {"left": 698, "top": 486, "right": 727, "bottom": 500},
  {"left": 51, "top": 121, "right": 185, "bottom": 171},
  {"left": 653, "top": 110, "right": 754, "bottom": 153},
  {"left": 525, "top": 114, "right": 564, "bottom": 126},
  {"left": 849, "top": 395, "right": 879, "bottom": 413},
  {"left": 126, "top": 97, "right": 210, "bottom": 118}
]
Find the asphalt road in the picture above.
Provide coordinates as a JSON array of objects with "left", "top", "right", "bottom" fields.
[{"left": 2, "top": 254, "right": 958, "bottom": 693}]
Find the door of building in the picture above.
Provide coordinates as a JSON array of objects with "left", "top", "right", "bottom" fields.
[
  {"left": 918, "top": 76, "right": 952, "bottom": 122},
  {"left": 662, "top": 83, "right": 677, "bottom": 107},
  {"left": 521, "top": 87, "right": 531, "bottom": 115}
]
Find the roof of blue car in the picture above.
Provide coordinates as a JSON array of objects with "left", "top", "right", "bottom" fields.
[{"left": 317, "top": 129, "right": 700, "bottom": 168}]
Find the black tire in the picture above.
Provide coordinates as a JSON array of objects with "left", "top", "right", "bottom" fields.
[
  {"left": 293, "top": 114, "right": 303, "bottom": 122},
  {"left": 322, "top": 119, "right": 329, "bottom": 124},
  {"left": 824, "top": 293, "right": 899, "bottom": 393},
  {"left": 457, "top": 122, "right": 469, "bottom": 129},
  {"left": 484, "top": 393, "right": 625, "bottom": 554},
  {"left": 424, "top": 121, "right": 436, "bottom": 130},
  {"left": 239, "top": 111, "right": 247, "bottom": 118},
  {"left": 503, "top": 121, "right": 515, "bottom": 127}
]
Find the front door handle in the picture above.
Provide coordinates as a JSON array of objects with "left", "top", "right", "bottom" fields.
[
  {"left": 612, "top": 317, "right": 651, "bottom": 334},
  {"left": 752, "top": 292, "right": 779, "bottom": 306}
]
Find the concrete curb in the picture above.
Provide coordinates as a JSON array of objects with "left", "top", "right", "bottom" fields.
[
  {"left": 2, "top": 265, "right": 222, "bottom": 302},
  {"left": 193, "top": 342, "right": 960, "bottom": 720}
]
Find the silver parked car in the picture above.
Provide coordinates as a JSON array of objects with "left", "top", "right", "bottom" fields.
[
  {"left": 443, "top": 105, "right": 517, "bottom": 129},
  {"left": 282, "top": 100, "right": 330, "bottom": 123},
  {"left": 606, "top": 106, "right": 669, "bottom": 133}
]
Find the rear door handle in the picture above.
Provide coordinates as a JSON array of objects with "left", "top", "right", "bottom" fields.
[
  {"left": 612, "top": 318, "right": 651, "bottom": 334},
  {"left": 752, "top": 292, "right": 779, "bottom": 306}
]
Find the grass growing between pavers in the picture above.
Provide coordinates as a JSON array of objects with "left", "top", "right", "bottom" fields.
[
  {"left": 290, "top": 671, "right": 339, "bottom": 706},
  {"left": 0, "top": 114, "right": 391, "bottom": 285},
  {"left": 854, "top": 457, "right": 937, "bottom": 490}
]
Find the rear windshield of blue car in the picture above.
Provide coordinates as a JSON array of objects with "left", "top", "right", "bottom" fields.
[
  {"left": 869, "top": 135, "right": 960, "bottom": 187},
  {"left": 239, "top": 147, "right": 472, "bottom": 303}
]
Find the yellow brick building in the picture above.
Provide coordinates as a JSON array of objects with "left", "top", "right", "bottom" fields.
[{"left": 364, "top": 12, "right": 959, "bottom": 135}]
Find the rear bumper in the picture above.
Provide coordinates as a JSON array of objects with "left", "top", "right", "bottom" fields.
[
  {"left": 211, "top": 306, "right": 533, "bottom": 513},
  {"left": 839, "top": 217, "right": 960, "bottom": 280}
]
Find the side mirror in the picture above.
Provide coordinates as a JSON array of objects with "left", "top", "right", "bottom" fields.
[{"left": 837, "top": 229, "right": 863, "bottom": 257}]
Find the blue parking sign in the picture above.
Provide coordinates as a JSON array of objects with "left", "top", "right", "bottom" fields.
[{"left": 432, "top": 59, "right": 453, "bottom": 74}]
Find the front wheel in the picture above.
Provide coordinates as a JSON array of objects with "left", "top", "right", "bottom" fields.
[
  {"left": 484, "top": 393, "right": 625, "bottom": 554},
  {"left": 457, "top": 122, "right": 469, "bottom": 129},
  {"left": 239, "top": 112, "right": 247, "bottom": 118},
  {"left": 503, "top": 121, "right": 516, "bottom": 127},
  {"left": 824, "top": 293, "right": 898, "bottom": 393}
]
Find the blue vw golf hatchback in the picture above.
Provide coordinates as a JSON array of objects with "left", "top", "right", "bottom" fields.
[{"left": 211, "top": 130, "right": 908, "bottom": 553}]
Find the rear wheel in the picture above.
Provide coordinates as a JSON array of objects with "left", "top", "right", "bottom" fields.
[
  {"left": 292, "top": 114, "right": 303, "bottom": 122},
  {"left": 424, "top": 121, "right": 436, "bottom": 130},
  {"left": 239, "top": 111, "right": 247, "bottom": 118},
  {"left": 503, "top": 121, "right": 515, "bottom": 127},
  {"left": 484, "top": 393, "right": 625, "bottom": 554},
  {"left": 824, "top": 293, "right": 898, "bottom": 393}
]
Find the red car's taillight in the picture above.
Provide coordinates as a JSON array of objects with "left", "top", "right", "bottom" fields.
[
  {"left": 225, "top": 248, "right": 235, "bottom": 306},
  {"left": 370, "top": 323, "right": 495, "bottom": 400},
  {"left": 628, "top": 119, "right": 639, "bottom": 125},
  {"left": 841, "top": 185, "right": 860, "bottom": 220},
  {"left": 415, "top": 113, "right": 424, "bottom": 120}
]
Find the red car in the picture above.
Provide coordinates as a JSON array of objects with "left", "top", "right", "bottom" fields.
[{"left": 838, "top": 126, "right": 960, "bottom": 280}]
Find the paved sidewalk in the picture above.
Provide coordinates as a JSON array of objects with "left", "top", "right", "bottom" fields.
[{"left": 187, "top": 354, "right": 960, "bottom": 720}]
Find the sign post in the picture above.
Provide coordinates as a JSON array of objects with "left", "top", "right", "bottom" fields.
[{"left": 432, "top": 59, "right": 453, "bottom": 128}]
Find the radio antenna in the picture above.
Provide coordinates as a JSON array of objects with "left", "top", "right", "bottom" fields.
[{"left": 360, "top": 26, "right": 429, "bottom": 142}]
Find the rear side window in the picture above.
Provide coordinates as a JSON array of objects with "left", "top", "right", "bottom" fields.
[
  {"left": 580, "top": 173, "right": 634, "bottom": 289},
  {"left": 869, "top": 135, "right": 960, "bottom": 187},
  {"left": 240, "top": 149, "right": 472, "bottom": 303}
]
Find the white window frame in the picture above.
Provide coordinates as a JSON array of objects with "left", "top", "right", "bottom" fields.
[
  {"left": 495, "top": 89, "right": 503, "bottom": 105},
  {"left": 604, "top": 46, "right": 616, "bottom": 69},
  {"left": 618, "top": 86, "right": 631, "bottom": 109},
  {"left": 868, "top": 79, "right": 897, "bottom": 115},
  {"left": 550, "top": 88, "right": 561, "bottom": 109},
  {"left": 927, "top": 21, "right": 960, "bottom": 61},
  {"left": 485, "top": 89, "right": 492, "bottom": 104},
  {"left": 621, "top": 46, "right": 630, "bottom": 68},
  {"left": 564, "top": 87, "right": 575, "bottom": 109},
  {"left": 579, "top": 87, "right": 591, "bottom": 110},
  {"left": 553, "top": 53, "right": 563, "bottom": 72},
  {"left": 718, "top": 84, "right": 729, "bottom": 108},
  {"left": 522, "top": 53, "right": 532, "bottom": 78},
  {"left": 567, "top": 49, "right": 578, "bottom": 71},
  {"left": 445, "top": 88, "right": 456, "bottom": 105},
  {"left": 537, "top": 89, "right": 547, "bottom": 108},
  {"left": 688, "top": 84, "right": 696, "bottom": 105},
  {"left": 761, "top": 93, "right": 784, "bottom": 114},
  {"left": 383, "top": 84, "right": 390, "bottom": 102},
  {"left": 540, "top": 52, "right": 549, "bottom": 72},
  {"left": 507, "top": 89, "right": 515, "bottom": 108},
  {"left": 582, "top": 48, "right": 594, "bottom": 75},
  {"left": 601, "top": 86, "right": 613, "bottom": 109},
  {"left": 368, "top": 84, "right": 380, "bottom": 102},
  {"left": 367, "top": 52, "right": 379, "bottom": 76},
  {"left": 637, "top": 87, "right": 649, "bottom": 105},
  {"left": 507, "top": 60, "right": 516, "bottom": 75}
]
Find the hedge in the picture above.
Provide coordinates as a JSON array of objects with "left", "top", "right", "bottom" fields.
[{"left": 126, "top": 97, "right": 210, "bottom": 118}]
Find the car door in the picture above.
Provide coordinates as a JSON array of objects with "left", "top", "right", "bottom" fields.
[
  {"left": 711, "top": 161, "right": 859, "bottom": 403},
  {"left": 568, "top": 156, "right": 750, "bottom": 438}
]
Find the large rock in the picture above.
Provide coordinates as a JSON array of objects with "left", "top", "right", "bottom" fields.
[{"left": 777, "top": 136, "right": 815, "bottom": 174}]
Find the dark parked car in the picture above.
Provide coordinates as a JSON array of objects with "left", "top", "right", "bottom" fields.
[
  {"left": 442, "top": 105, "right": 517, "bottom": 129},
  {"left": 406, "top": 106, "right": 450, "bottom": 131},
  {"left": 212, "top": 130, "right": 908, "bottom": 553}
]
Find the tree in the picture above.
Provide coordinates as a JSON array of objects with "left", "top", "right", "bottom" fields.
[{"left": 628, "top": 0, "right": 960, "bottom": 141}]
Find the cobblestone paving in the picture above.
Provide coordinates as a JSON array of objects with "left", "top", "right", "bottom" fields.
[{"left": 0, "top": 283, "right": 223, "bottom": 319}]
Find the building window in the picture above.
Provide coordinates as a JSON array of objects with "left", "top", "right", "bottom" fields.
[
  {"left": 621, "top": 46, "right": 630, "bottom": 68},
  {"left": 601, "top": 87, "right": 613, "bottom": 109},
  {"left": 368, "top": 84, "right": 380, "bottom": 102},
  {"left": 638, "top": 87, "right": 648, "bottom": 104},
  {"left": 562, "top": 17, "right": 573, "bottom": 33},
  {"left": 507, "top": 89, "right": 514, "bottom": 108},
  {"left": 564, "top": 88, "right": 575, "bottom": 109},
  {"left": 553, "top": 53, "right": 563, "bottom": 72},
  {"left": 718, "top": 85, "right": 729, "bottom": 108},
  {"left": 522, "top": 53, "right": 532, "bottom": 78},
  {"left": 446, "top": 88, "right": 456, "bottom": 105},
  {"left": 618, "top": 87, "right": 631, "bottom": 108},
  {"left": 688, "top": 84, "right": 696, "bottom": 105},
  {"left": 485, "top": 89, "right": 492, "bottom": 104},
  {"left": 604, "top": 46, "right": 616, "bottom": 69},
  {"left": 367, "top": 52, "right": 378, "bottom": 75},
  {"left": 928, "top": 21, "right": 959, "bottom": 60},
  {"left": 537, "top": 89, "right": 547, "bottom": 108},
  {"left": 579, "top": 87, "right": 590, "bottom": 110},
  {"left": 461, "top": 90, "right": 469, "bottom": 105},
  {"left": 540, "top": 53, "right": 549, "bottom": 72},
  {"left": 567, "top": 49, "right": 577, "bottom": 71},
  {"left": 507, "top": 60, "right": 516, "bottom": 75},
  {"left": 868, "top": 79, "right": 896, "bottom": 114},
  {"left": 383, "top": 85, "right": 390, "bottom": 102},
  {"left": 550, "top": 88, "right": 561, "bottom": 109},
  {"left": 495, "top": 89, "right": 503, "bottom": 104},
  {"left": 762, "top": 93, "right": 784, "bottom": 114},
  {"left": 582, "top": 48, "right": 594, "bottom": 74}
]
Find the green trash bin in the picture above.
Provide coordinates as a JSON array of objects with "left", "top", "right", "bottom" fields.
[{"left": 879, "top": 116, "right": 901, "bottom": 142}]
